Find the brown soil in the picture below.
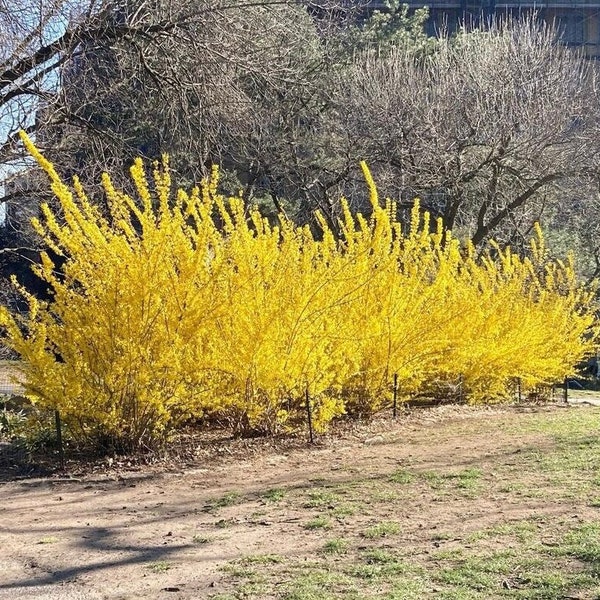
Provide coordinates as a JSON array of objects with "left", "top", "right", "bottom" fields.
[{"left": 0, "top": 403, "right": 595, "bottom": 599}]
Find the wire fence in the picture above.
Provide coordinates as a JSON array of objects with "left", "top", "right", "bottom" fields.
[
  {"left": 0, "top": 362, "right": 23, "bottom": 397},
  {"left": 0, "top": 363, "right": 598, "bottom": 478}
]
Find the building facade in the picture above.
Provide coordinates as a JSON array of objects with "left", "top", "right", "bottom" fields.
[{"left": 365, "top": 0, "right": 600, "bottom": 57}]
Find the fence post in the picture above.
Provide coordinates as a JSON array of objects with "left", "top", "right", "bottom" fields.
[
  {"left": 54, "top": 409, "right": 64, "bottom": 470},
  {"left": 305, "top": 385, "right": 314, "bottom": 444},
  {"left": 392, "top": 373, "right": 398, "bottom": 419},
  {"left": 563, "top": 378, "right": 569, "bottom": 404}
]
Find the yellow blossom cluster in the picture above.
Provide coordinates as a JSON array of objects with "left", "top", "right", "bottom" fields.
[{"left": 0, "top": 132, "right": 595, "bottom": 447}]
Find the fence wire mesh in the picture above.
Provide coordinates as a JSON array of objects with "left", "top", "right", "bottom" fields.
[{"left": 0, "top": 362, "right": 23, "bottom": 397}]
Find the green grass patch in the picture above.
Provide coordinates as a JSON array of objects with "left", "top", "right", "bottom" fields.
[
  {"left": 37, "top": 536, "right": 59, "bottom": 544},
  {"left": 220, "top": 563, "right": 263, "bottom": 581},
  {"left": 388, "top": 468, "right": 415, "bottom": 484},
  {"left": 192, "top": 534, "right": 212, "bottom": 544},
  {"left": 346, "top": 548, "right": 416, "bottom": 581},
  {"left": 303, "top": 489, "right": 343, "bottom": 509},
  {"left": 322, "top": 538, "right": 350, "bottom": 555},
  {"left": 204, "top": 491, "right": 242, "bottom": 511},
  {"left": 145, "top": 561, "right": 171, "bottom": 573},
  {"left": 262, "top": 487, "right": 286, "bottom": 502},
  {"left": 363, "top": 521, "right": 401, "bottom": 539},
  {"left": 283, "top": 569, "right": 358, "bottom": 600},
  {"left": 209, "top": 407, "right": 600, "bottom": 600},
  {"left": 304, "top": 515, "right": 332, "bottom": 530},
  {"left": 331, "top": 502, "right": 359, "bottom": 518},
  {"left": 553, "top": 522, "right": 600, "bottom": 566},
  {"left": 467, "top": 519, "right": 539, "bottom": 543}
]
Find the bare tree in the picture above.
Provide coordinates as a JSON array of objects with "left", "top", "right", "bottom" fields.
[
  {"left": 5, "top": 4, "right": 599, "bottom": 271},
  {"left": 0, "top": 0, "right": 363, "bottom": 216},
  {"left": 332, "top": 17, "right": 600, "bottom": 250},
  {"left": 215, "top": 0, "right": 434, "bottom": 223},
  {"left": 4, "top": 0, "right": 343, "bottom": 332},
  {"left": 49, "top": 2, "right": 306, "bottom": 178},
  {"left": 0, "top": 0, "right": 356, "bottom": 286}
]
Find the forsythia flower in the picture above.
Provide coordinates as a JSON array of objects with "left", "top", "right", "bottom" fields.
[{"left": 0, "top": 133, "right": 595, "bottom": 448}]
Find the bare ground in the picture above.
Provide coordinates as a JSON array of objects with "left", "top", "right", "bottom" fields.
[{"left": 1, "top": 403, "right": 599, "bottom": 599}]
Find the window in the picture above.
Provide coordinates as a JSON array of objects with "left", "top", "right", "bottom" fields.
[{"left": 557, "top": 11, "right": 585, "bottom": 46}]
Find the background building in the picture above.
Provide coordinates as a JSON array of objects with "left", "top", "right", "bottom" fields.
[{"left": 365, "top": 0, "right": 600, "bottom": 57}]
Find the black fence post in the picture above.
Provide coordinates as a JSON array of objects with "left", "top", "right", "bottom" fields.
[
  {"left": 305, "top": 385, "right": 314, "bottom": 444},
  {"left": 392, "top": 373, "right": 398, "bottom": 419},
  {"left": 54, "top": 409, "right": 64, "bottom": 470},
  {"left": 563, "top": 378, "right": 569, "bottom": 404}
]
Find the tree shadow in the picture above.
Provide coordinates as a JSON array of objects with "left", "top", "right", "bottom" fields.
[
  {"left": 0, "top": 440, "right": 55, "bottom": 482},
  {"left": 0, "top": 525, "right": 197, "bottom": 589}
]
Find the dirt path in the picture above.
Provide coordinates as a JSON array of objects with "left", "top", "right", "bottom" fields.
[{"left": 0, "top": 404, "right": 598, "bottom": 599}]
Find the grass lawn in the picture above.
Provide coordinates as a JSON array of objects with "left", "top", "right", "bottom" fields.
[
  {"left": 208, "top": 407, "right": 600, "bottom": 599},
  {"left": 3, "top": 403, "right": 600, "bottom": 599}
]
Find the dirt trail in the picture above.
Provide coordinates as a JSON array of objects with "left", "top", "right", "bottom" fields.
[{"left": 0, "top": 404, "right": 593, "bottom": 599}]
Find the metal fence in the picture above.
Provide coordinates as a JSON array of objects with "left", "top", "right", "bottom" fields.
[{"left": 0, "top": 362, "right": 24, "bottom": 397}]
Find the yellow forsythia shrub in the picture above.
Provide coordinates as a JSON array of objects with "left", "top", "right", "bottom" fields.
[
  {"left": 0, "top": 138, "right": 232, "bottom": 448},
  {"left": 0, "top": 133, "right": 595, "bottom": 449}
]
